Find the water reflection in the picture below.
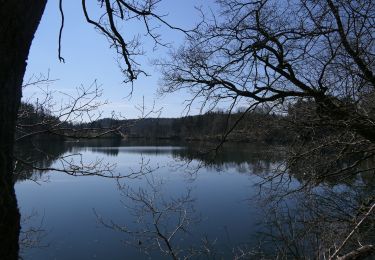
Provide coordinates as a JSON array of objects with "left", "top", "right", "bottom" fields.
[
  {"left": 15, "top": 138, "right": 284, "bottom": 181},
  {"left": 95, "top": 176, "right": 203, "bottom": 259},
  {"left": 15, "top": 139, "right": 375, "bottom": 259},
  {"left": 19, "top": 210, "right": 48, "bottom": 255},
  {"left": 16, "top": 139, "right": 280, "bottom": 259}
]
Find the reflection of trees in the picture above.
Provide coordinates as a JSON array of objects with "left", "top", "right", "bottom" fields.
[
  {"left": 15, "top": 138, "right": 287, "bottom": 183},
  {"left": 169, "top": 141, "right": 375, "bottom": 258},
  {"left": 172, "top": 141, "right": 375, "bottom": 259},
  {"left": 19, "top": 210, "right": 48, "bottom": 257},
  {"left": 15, "top": 139, "right": 286, "bottom": 182},
  {"left": 15, "top": 80, "right": 164, "bottom": 182},
  {"left": 14, "top": 138, "right": 123, "bottom": 182},
  {"left": 250, "top": 105, "right": 375, "bottom": 258},
  {"left": 171, "top": 143, "right": 285, "bottom": 175},
  {"left": 16, "top": 138, "right": 375, "bottom": 259},
  {"left": 14, "top": 137, "right": 67, "bottom": 182},
  {"left": 71, "top": 138, "right": 122, "bottom": 157},
  {"left": 257, "top": 145, "right": 375, "bottom": 259},
  {"left": 288, "top": 152, "right": 375, "bottom": 187},
  {"left": 260, "top": 181, "right": 375, "bottom": 259},
  {"left": 155, "top": 0, "right": 375, "bottom": 256},
  {"left": 95, "top": 176, "right": 216, "bottom": 260}
]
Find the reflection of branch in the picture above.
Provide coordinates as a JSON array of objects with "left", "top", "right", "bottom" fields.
[
  {"left": 259, "top": 183, "right": 375, "bottom": 260},
  {"left": 95, "top": 175, "right": 208, "bottom": 259},
  {"left": 15, "top": 152, "right": 154, "bottom": 179},
  {"left": 127, "top": 155, "right": 159, "bottom": 178},
  {"left": 19, "top": 210, "right": 48, "bottom": 257}
]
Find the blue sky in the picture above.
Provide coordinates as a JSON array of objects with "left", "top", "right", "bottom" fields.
[{"left": 24, "top": 0, "right": 213, "bottom": 119}]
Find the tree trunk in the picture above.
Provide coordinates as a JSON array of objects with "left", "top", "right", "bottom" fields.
[{"left": 0, "top": 1, "right": 47, "bottom": 259}]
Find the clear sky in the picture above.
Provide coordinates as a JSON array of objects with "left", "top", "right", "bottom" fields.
[{"left": 24, "top": 0, "right": 213, "bottom": 119}]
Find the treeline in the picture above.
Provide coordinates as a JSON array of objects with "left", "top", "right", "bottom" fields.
[
  {"left": 18, "top": 101, "right": 313, "bottom": 144},
  {"left": 16, "top": 102, "right": 69, "bottom": 141},
  {"left": 87, "top": 108, "right": 292, "bottom": 144}
]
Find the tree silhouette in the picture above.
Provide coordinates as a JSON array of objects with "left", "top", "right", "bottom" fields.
[{"left": 0, "top": 1, "right": 181, "bottom": 258}]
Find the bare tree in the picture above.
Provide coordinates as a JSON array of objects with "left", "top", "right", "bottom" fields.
[
  {"left": 15, "top": 73, "right": 165, "bottom": 182},
  {"left": 158, "top": 0, "right": 375, "bottom": 141},
  {"left": 157, "top": 0, "right": 375, "bottom": 258},
  {"left": 1, "top": 1, "right": 185, "bottom": 257}
]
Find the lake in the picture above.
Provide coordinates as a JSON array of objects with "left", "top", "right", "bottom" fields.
[{"left": 15, "top": 139, "right": 286, "bottom": 259}]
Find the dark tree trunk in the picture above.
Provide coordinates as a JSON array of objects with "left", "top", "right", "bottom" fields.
[{"left": 0, "top": 1, "right": 47, "bottom": 259}]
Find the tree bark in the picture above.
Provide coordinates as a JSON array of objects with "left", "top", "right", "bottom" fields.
[{"left": 0, "top": 1, "right": 47, "bottom": 259}]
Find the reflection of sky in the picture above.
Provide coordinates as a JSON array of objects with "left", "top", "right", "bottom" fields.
[
  {"left": 16, "top": 144, "right": 273, "bottom": 259},
  {"left": 92, "top": 146, "right": 185, "bottom": 151},
  {"left": 24, "top": 0, "right": 216, "bottom": 118}
]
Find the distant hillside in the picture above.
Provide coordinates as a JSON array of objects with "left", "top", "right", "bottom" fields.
[
  {"left": 17, "top": 102, "right": 294, "bottom": 144},
  {"left": 86, "top": 109, "right": 292, "bottom": 144}
]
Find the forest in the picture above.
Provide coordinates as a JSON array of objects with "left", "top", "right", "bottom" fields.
[{"left": 1, "top": 0, "right": 375, "bottom": 259}]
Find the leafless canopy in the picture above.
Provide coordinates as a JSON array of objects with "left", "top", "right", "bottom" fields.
[
  {"left": 57, "top": 0, "right": 187, "bottom": 84},
  {"left": 158, "top": 0, "right": 375, "bottom": 141},
  {"left": 157, "top": 0, "right": 375, "bottom": 258}
]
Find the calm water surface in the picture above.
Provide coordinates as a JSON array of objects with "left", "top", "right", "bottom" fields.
[{"left": 16, "top": 139, "right": 283, "bottom": 259}]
